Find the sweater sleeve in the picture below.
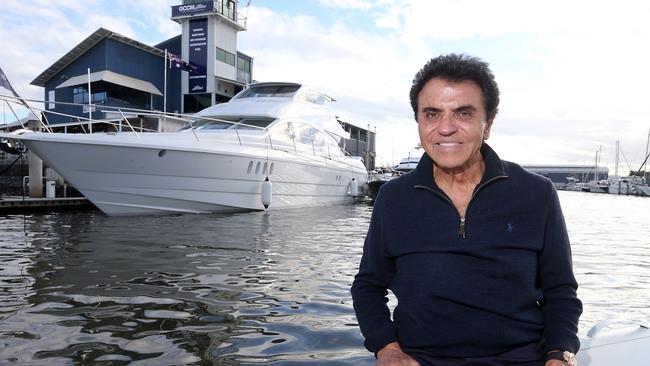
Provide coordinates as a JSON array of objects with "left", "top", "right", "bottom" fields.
[
  {"left": 538, "top": 184, "right": 583, "bottom": 353},
  {"left": 350, "top": 192, "right": 399, "bottom": 354}
]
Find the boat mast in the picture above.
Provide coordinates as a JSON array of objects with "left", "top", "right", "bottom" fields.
[
  {"left": 594, "top": 146, "right": 601, "bottom": 181},
  {"left": 632, "top": 130, "right": 650, "bottom": 182},
  {"left": 645, "top": 128, "right": 650, "bottom": 172},
  {"left": 615, "top": 140, "right": 620, "bottom": 177}
]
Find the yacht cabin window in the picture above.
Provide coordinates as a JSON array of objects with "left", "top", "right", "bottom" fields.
[
  {"left": 178, "top": 116, "right": 275, "bottom": 131},
  {"left": 236, "top": 85, "right": 300, "bottom": 99},
  {"left": 270, "top": 121, "right": 343, "bottom": 157}
]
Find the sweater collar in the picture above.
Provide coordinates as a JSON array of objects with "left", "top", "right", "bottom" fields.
[{"left": 413, "top": 143, "right": 508, "bottom": 189}]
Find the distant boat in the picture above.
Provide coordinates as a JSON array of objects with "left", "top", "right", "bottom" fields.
[
  {"left": 607, "top": 176, "right": 650, "bottom": 196},
  {"left": 587, "top": 180, "right": 610, "bottom": 194},
  {"left": 395, "top": 151, "right": 422, "bottom": 173},
  {"left": 1, "top": 82, "right": 369, "bottom": 215},
  {"left": 367, "top": 149, "right": 422, "bottom": 200},
  {"left": 606, "top": 138, "right": 650, "bottom": 196},
  {"left": 366, "top": 167, "right": 399, "bottom": 200}
]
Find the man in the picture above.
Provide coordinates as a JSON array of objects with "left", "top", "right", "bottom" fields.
[{"left": 351, "top": 54, "right": 582, "bottom": 366}]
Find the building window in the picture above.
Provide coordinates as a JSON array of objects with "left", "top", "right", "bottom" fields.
[
  {"left": 237, "top": 54, "right": 252, "bottom": 84},
  {"left": 216, "top": 47, "right": 236, "bottom": 66},
  {"left": 216, "top": 0, "right": 236, "bottom": 21},
  {"left": 184, "top": 93, "right": 212, "bottom": 114},
  {"left": 48, "top": 90, "right": 55, "bottom": 109},
  {"left": 237, "top": 57, "right": 250, "bottom": 73},
  {"left": 73, "top": 87, "right": 86, "bottom": 104},
  {"left": 72, "top": 86, "right": 107, "bottom": 105}
]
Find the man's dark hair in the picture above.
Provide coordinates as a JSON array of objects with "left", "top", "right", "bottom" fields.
[{"left": 409, "top": 54, "right": 500, "bottom": 121}]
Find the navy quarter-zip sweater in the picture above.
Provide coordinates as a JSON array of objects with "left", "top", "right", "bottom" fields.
[{"left": 351, "top": 143, "right": 582, "bottom": 358}]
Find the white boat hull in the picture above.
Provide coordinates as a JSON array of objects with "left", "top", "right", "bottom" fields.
[
  {"left": 577, "top": 322, "right": 650, "bottom": 365},
  {"left": 14, "top": 132, "right": 368, "bottom": 216},
  {"left": 636, "top": 184, "right": 650, "bottom": 197}
]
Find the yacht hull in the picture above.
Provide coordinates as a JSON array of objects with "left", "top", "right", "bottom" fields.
[{"left": 14, "top": 133, "right": 368, "bottom": 216}]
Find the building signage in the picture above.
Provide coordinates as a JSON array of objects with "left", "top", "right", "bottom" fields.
[
  {"left": 171, "top": 1, "right": 214, "bottom": 18},
  {"left": 188, "top": 18, "right": 208, "bottom": 94}
]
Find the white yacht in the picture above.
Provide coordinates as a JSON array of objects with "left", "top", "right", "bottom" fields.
[
  {"left": 395, "top": 149, "right": 423, "bottom": 173},
  {"left": 2, "top": 82, "right": 369, "bottom": 216},
  {"left": 608, "top": 176, "right": 650, "bottom": 196}
]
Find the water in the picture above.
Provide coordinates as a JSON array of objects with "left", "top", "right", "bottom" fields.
[{"left": 1, "top": 191, "right": 649, "bottom": 365}]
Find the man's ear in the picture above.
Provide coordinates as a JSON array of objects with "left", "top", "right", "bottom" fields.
[{"left": 483, "top": 119, "right": 494, "bottom": 140}]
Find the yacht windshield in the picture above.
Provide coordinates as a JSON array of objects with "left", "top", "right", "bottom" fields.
[
  {"left": 236, "top": 85, "right": 300, "bottom": 99},
  {"left": 233, "top": 118, "right": 275, "bottom": 129},
  {"left": 178, "top": 118, "right": 230, "bottom": 131},
  {"left": 178, "top": 116, "right": 275, "bottom": 131}
]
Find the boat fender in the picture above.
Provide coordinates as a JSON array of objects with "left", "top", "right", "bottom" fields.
[
  {"left": 261, "top": 177, "right": 272, "bottom": 209},
  {"left": 349, "top": 178, "right": 359, "bottom": 197}
]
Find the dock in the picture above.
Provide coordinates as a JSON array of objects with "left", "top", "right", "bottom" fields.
[{"left": 0, "top": 196, "right": 95, "bottom": 214}]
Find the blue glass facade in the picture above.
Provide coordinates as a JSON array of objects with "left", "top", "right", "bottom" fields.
[{"left": 38, "top": 34, "right": 183, "bottom": 125}]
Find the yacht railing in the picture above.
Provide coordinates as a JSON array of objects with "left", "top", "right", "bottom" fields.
[{"left": 0, "top": 94, "right": 355, "bottom": 163}]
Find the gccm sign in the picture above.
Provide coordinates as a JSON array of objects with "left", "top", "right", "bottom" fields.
[
  {"left": 171, "top": 1, "right": 214, "bottom": 17},
  {"left": 178, "top": 4, "right": 206, "bottom": 12}
]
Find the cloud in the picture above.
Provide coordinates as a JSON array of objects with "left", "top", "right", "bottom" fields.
[
  {"left": 239, "top": 5, "right": 424, "bottom": 163},
  {"left": 3, "top": 0, "right": 650, "bottom": 169},
  {"left": 364, "top": 0, "right": 650, "bottom": 168},
  {"left": 318, "top": 0, "right": 373, "bottom": 10},
  {"left": 0, "top": 1, "right": 178, "bottom": 118}
]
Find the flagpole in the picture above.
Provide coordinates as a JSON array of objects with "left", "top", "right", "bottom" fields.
[
  {"left": 245, "top": 0, "right": 251, "bottom": 20},
  {"left": 87, "top": 67, "right": 92, "bottom": 133},
  {"left": 163, "top": 49, "right": 168, "bottom": 132}
]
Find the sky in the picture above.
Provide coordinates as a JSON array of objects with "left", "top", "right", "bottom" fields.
[{"left": 1, "top": 0, "right": 650, "bottom": 173}]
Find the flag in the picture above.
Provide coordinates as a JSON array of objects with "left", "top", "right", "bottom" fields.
[
  {"left": 0, "top": 66, "right": 19, "bottom": 97},
  {"left": 168, "top": 53, "right": 197, "bottom": 73}
]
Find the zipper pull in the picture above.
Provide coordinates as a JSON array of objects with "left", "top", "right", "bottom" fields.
[{"left": 459, "top": 217, "right": 466, "bottom": 239}]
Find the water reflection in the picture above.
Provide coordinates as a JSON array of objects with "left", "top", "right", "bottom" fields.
[
  {"left": 1, "top": 192, "right": 649, "bottom": 364},
  {"left": 562, "top": 191, "right": 650, "bottom": 334},
  {"left": 1, "top": 205, "right": 374, "bottom": 365}
]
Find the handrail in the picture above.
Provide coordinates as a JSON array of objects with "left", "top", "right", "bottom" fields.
[
  {"left": 77, "top": 117, "right": 87, "bottom": 134},
  {"left": 0, "top": 94, "right": 359, "bottom": 164},
  {"left": 3, "top": 98, "right": 27, "bottom": 130},
  {"left": 1, "top": 94, "right": 275, "bottom": 133},
  {"left": 118, "top": 109, "right": 139, "bottom": 137},
  {"left": 187, "top": 118, "right": 200, "bottom": 142},
  {"left": 0, "top": 95, "right": 53, "bottom": 133},
  {"left": 1, "top": 95, "right": 159, "bottom": 133}
]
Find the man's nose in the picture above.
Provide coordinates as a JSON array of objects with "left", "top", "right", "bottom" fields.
[{"left": 437, "top": 113, "right": 457, "bottom": 135}]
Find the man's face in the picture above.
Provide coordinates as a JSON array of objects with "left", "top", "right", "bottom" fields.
[{"left": 416, "top": 77, "right": 492, "bottom": 172}]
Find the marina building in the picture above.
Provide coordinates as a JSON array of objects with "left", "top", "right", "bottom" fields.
[
  {"left": 29, "top": 0, "right": 252, "bottom": 130},
  {"left": 2, "top": 1, "right": 378, "bottom": 202},
  {"left": 339, "top": 119, "right": 376, "bottom": 171},
  {"left": 22, "top": 0, "right": 374, "bottom": 160},
  {"left": 522, "top": 165, "right": 609, "bottom": 187}
]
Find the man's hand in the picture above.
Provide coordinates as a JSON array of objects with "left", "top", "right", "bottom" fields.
[
  {"left": 544, "top": 360, "right": 566, "bottom": 366},
  {"left": 545, "top": 361, "right": 568, "bottom": 366},
  {"left": 376, "top": 342, "right": 420, "bottom": 366}
]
